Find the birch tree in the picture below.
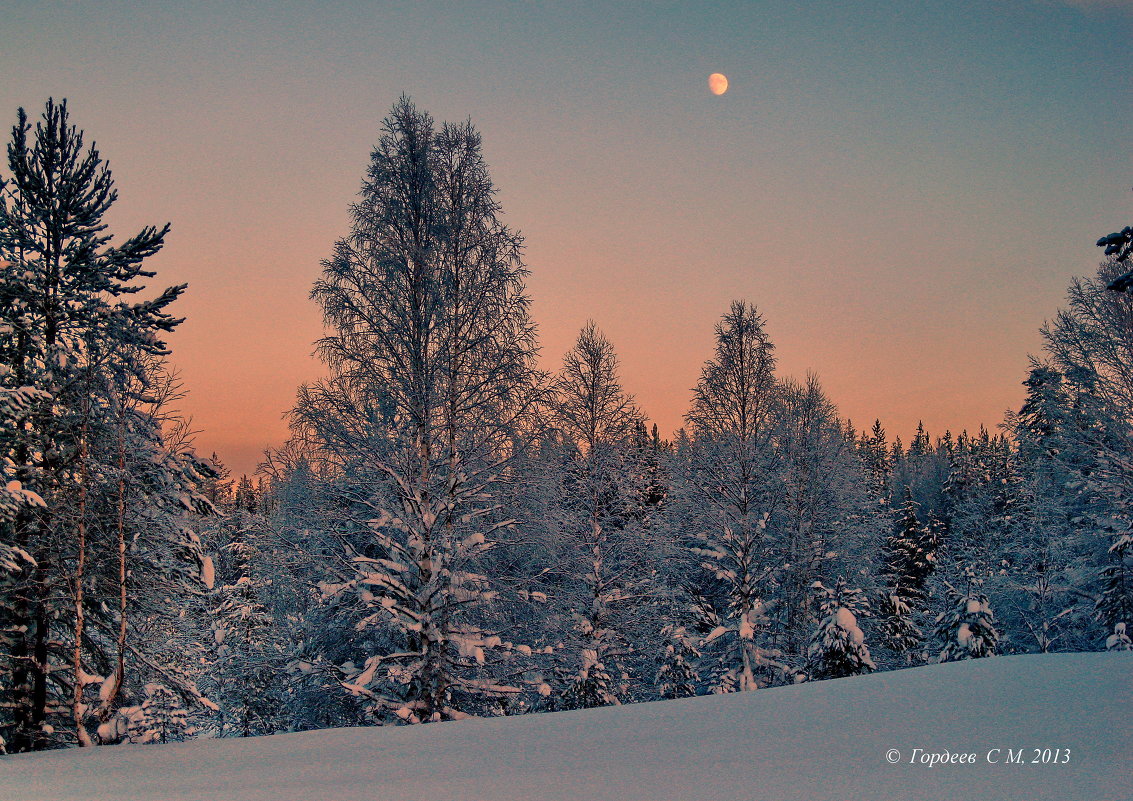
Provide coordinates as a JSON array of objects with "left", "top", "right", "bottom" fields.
[
  {"left": 677, "top": 301, "right": 787, "bottom": 691},
  {"left": 292, "top": 97, "right": 543, "bottom": 723},
  {"left": 542, "top": 323, "right": 657, "bottom": 708},
  {"left": 1025, "top": 260, "right": 1133, "bottom": 641}
]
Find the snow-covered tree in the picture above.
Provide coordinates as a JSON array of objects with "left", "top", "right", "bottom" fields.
[
  {"left": 1015, "top": 261, "right": 1133, "bottom": 645},
  {"left": 655, "top": 624, "right": 701, "bottom": 699},
  {"left": 807, "top": 578, "right": 875, "bottom": 680},
  {"left": 255, "top": 444, "right": 373, "bottom": 732},
  {"left": 773, "top": 374, "right": 868, "bottom": 658},
  {"left": 0, "top": 99, "right": 211, "bottom": 751},
  {"left": 934, "top": 585, "right": 999, "bottom": 662},
  {"left": 975, "top": 391, "right": 1088, "bottom": 654},
  {"left": 211, "top": 575, "right": 284, "bottom": 737},
  {"left": 1106, "top": 622, "right": 1132, "bottom": 651},
  {"left": 540, "top": 323, "right": 659, "bottom": 708},
  {"left": 1096, "top": 219, "right": 1132, "bottom": 291},
  {"left": 0, "top": 383, "right": 46, "bottom": 568},
  {"left": 858, "top": 419, "right": 892, "bottom": 506},
  {"left": 125, "top": 684, "right": 190, "bottom": 744},
  {"left": 875, "top": 593, "right": 919, "bottom": 664},
  {"left": 676, "top": 301, "right": 788, "bottom": 691},
  {"left": 290, "top": 97, "right": 543, "bottom": 723},
  {"left": 886, "top": 489, "right": 934, "bottom": 595},
  {"left": 888, "top": 422, "right": 951, "bottom": 528},
  {"left": 945, "top": 430, "right": 1016, "bottom": 575},
  {"left": 876, "top": 488, "right": 932, "bottom": 662}
]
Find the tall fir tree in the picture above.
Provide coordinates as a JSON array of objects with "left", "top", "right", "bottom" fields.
[
  {"left": 876, "top": 488, "right": 931, "bottom": 662},
  {"left": 859, "top": 419, "right": 892, "bottom": 506}
]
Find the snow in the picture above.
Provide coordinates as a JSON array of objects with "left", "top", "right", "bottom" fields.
[
  {"left": 98, "top": 672, "right": 119, "bottom": 702},
  {"left": 704, "top": 624, "right": 728, "bottom": 644},
  {"left": 1106, "top": 623, "right": 1131, "bottom": 651},
  {"left": 3, "top": 653, "right": 1129, "bottom": 801},
  {"left": 199, "top": 556, "right": 215, "bottom": 590},
  {"left": 834, "top": 607, "right": 864, "bottom": 646}
]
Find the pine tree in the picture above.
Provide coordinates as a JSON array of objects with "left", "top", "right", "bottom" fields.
[{"left": 0, "top": 99, "right": 210, "bottom": 751}]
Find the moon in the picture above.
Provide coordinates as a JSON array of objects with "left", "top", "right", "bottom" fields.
[{"left": 708, "top": 73, "right": 728, "bottom": 95}]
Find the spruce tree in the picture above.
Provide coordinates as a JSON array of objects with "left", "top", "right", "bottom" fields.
[
  {"left": 656, "top": 625, "right": 701, "bottom": 699},
  {"left": 860, "top": 419, "right": 891, "bottom": 505},
  {"left": 877, "top": 488, "right": 928, "bottom": 662},
  {"left": 126, "top": 684, "right": 190, "bottom": 744},
  {"left": 1106, "top": 622, "right": 1132, "bottom": 651},
  {"left": 886, "top": 489, "right": 932, "bottom": 591},
  {"left": 934, "top": 584, "right": 999, "bottom": 662},
  {"left": 807, "top": 578, "right": 875, "bottom": 679},
  {"left": 212, "top": 576, "right": 283, "bottom": 737}
]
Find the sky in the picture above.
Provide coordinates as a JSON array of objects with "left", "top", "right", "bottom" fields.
[{"left": 1, "top": 0, "right": 1130, "bottom": 476}]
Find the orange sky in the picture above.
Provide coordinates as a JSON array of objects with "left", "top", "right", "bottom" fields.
[{"left": 3, "top": 2, "right": 1130, "bottom": 476}]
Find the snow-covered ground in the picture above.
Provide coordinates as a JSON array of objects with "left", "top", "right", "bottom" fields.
[{"left": 4, "top": 653, "right": 1129, "bottom": 801}]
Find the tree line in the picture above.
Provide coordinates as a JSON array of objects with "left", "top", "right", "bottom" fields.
[{"left": 0, "top": 97, "right": 1129, "bottom": 751}]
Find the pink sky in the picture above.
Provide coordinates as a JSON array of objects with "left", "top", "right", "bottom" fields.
[{"left": 3, "top": 2, "right": 1129, "bottom": 476}]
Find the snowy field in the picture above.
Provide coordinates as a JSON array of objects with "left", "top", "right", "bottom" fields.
[{"left": 3, "top": 653, "right": 1130, "bottom": 801}]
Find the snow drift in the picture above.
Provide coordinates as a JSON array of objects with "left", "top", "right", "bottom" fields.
[{"left": 3, "top": 653, "right": 1129, "bottom": 801}]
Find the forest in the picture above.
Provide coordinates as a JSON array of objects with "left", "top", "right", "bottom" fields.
[{"left": 0, "top": 96, "right": 1130, "bottom": 752}]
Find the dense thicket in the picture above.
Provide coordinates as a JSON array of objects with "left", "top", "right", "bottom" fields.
[{"left": 2, "top": 97, "right": 1128, "bottom": 750}]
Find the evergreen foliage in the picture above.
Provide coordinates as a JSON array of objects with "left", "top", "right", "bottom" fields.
[
  {"left": 807, "top": 578, "right": 875, "bottom": 679},
  {"left": 0, "top": 99, "right": 212, "bottom": 752},
  {"left": 935, "top": 586, "right": 999, "bottom": 662}
]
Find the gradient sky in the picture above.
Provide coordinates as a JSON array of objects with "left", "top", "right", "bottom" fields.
[{"left": 2, "top": 1, "right": 1130, "bottom": 476}]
